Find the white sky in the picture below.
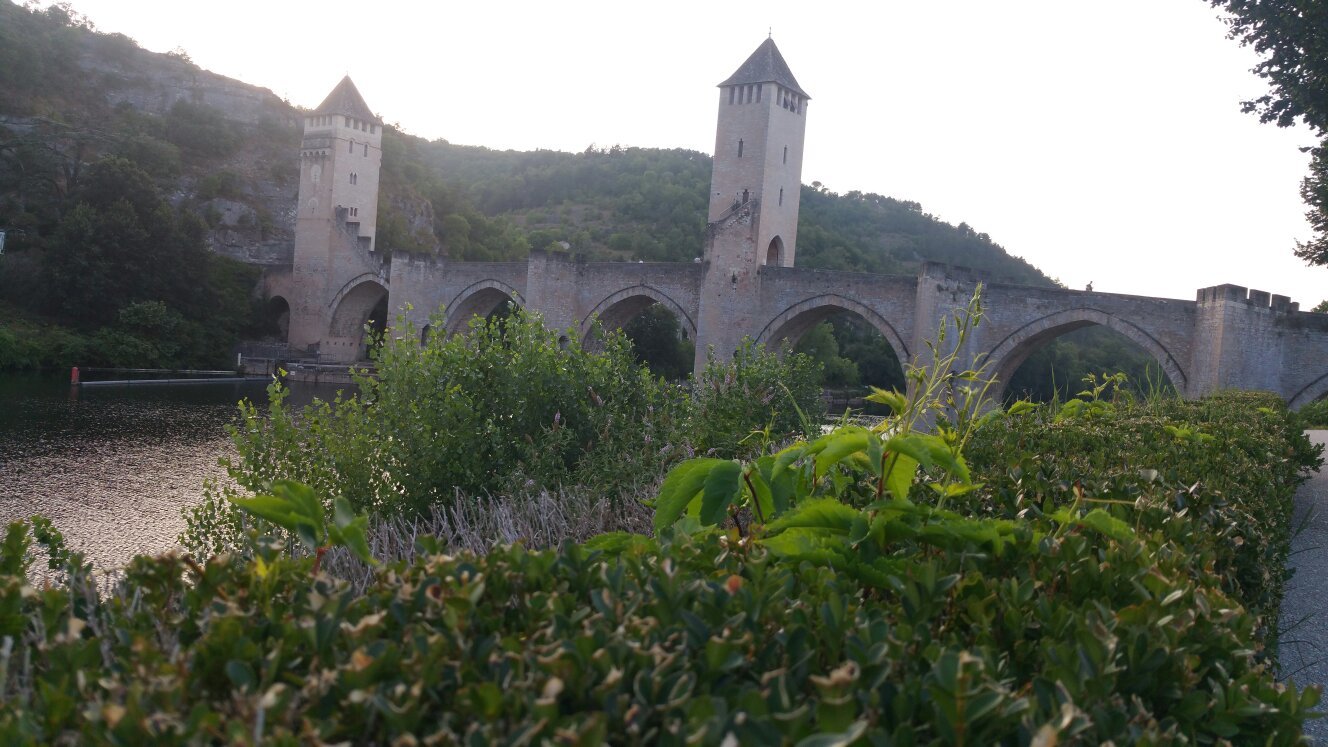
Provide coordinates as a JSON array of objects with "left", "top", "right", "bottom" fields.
[{"left": 48, "top": 0, "right": 1328, "bottom": 307}]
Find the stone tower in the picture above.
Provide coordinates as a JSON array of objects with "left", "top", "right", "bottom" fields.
[
  {"left": 694, "top": 38, "right": 810, "bottom": 374},
  {"left": 287, "top": 76, "right": 385, "bottom": 352},
  {"left": 707, "top": 37, "right": 809, "bottom": 268}
]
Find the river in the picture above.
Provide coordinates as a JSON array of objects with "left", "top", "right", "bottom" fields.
[{"left": 0, "top": 373, "right": 345, "bottom": 571}]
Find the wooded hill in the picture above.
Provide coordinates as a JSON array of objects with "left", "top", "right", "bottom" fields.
[{"left": 0, "top": 1, "right": 1159, "bottom": 398}]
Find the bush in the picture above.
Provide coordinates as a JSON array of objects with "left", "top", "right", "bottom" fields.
[
  {"left": 2, "top": 481, "right": 1317, "bottom": 743},
  {"left": 964, "top": 390, "right": 1320, "bottom": 638},
  {"left": 1298, "top": 396, "right": 1328, "bottom": 428},
  {"left": 184, "top": 310, "right": 692, "bottom": 554},
  {"left": 184, "top": 312, "right": 825, "bottom": 556},
  {"left": 690, "top": 338, "right": 824, "bottom": 458}
]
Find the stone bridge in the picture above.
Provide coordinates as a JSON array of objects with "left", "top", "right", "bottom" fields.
[
  {"left": 269, "top": 59, "right": 1328, "bottom": 408},
  {"left": 274, "top": 240, "right": 1328, "bottom": 406}
]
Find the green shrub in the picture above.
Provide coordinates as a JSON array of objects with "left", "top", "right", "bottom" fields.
[
  {"left": 690, "top": 338, "right": 823, "bottom": 458},
  {"left": 1298, "top": 396, "right": 1328, "bottom": 428},
  {"left": 964, "top": 390, "right": 1321, "bottom": 638},
  {"left": 183, "top": 309, "right": 692, "bottom": 554},
  {"left": 1, "top": 502, "right": 1316, "bottom": 744},
  {"left": 184, "top": 312, "right": 824, "bottom": 556}
]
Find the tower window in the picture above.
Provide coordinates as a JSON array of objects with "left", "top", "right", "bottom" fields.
[
  {"left": 779, "top": 187, "right": 783, "bottom": 206},
  {"left": 345, "top": 117, "right": 351, "bottom": 127},
  {"left": 370, "top": 124, "right": 376, "bottom": 134},
  {"left": 350, "top": 173, "right": 356, "bottom": 185},
  {"left": 737, "top": 139, "right": 743, "bottom": 158},
  {"left": 349, "top": 139, "right": 355, "bottom": 153},
  {"left": 363, "top": 143, "right": 368, "bottom": 157},
  {"left": 783, "top": 146, "right": 787, "bottom": 164},
  {"left": 729, "top": 87, "right": 735, "bottom": 104},
  {"left": 756, "top": 84, "right": 761, "bottom": 103}
]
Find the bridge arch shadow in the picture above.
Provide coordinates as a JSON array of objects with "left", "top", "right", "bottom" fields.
[
  {"left": 1288, "top": 374, "right": 1328, "bottom": 410},
  {"left": 757, "top": 294, "right": 911, "bottom": 366},
  {"left": 445, "top": 280, "right": 525, "bottom": 335},
  {"left": 580, "top": 285, "right": 697, "bottom": 341},
  {"left": 328, "top": 275, "right": 389, "bottom": 359},
  {"left": 261, "top": 295, "right": 290, "bottom": 340},
  {"left": 581, "top": 285, "right": 696, "bottom": 379},
  {"left": 986, "top": 308, "right": 1188, "bottom": 400}
]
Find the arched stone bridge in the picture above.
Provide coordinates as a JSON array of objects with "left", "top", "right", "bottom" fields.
[{"left": 288, "top": 248, "right": 1328, "bottom": 406}]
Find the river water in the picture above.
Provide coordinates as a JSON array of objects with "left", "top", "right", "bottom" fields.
[{"left": 0, "top": 373, "right": 342, "bottom": 571}]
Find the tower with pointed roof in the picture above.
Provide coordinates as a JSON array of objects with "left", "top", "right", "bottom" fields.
[
  {"left": 708, "top": 36, "right": 809, "bottom": 268},
  {"left": 693, "top": 38, "right": 810, "bottom": 374},
  {"left": 288, "top": 76, "right": 385, "bottom": 351}
]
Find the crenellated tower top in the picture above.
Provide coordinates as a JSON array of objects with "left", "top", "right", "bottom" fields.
[{"left": 707, "top": 38, "right": 810, "bottom": 268}]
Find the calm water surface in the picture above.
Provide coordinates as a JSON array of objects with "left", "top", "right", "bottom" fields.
[{"left": 0, "top": 374, "right": 345, "bottom": 570}]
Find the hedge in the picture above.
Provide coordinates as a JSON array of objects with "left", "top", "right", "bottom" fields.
[{"left": 0, "top": 392, "right": 1320, "bottom": 743}]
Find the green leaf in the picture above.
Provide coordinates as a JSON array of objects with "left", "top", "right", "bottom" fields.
[
  {"left": 1077, "top": 508, "right": 1135, "bottom": 542},
  {"left": 654, "top": 459, "right": 728, "bottom": 531},
  {"left": 332, "top": 495, "right": 356, "bottom": 530},
  {"left": 1006, "top": 399, "right": 1037, "bottom": 416},
  {"left": 274, "top": 480, "right": 325, "bottom": 531},
  {"left": 884, "top": 433, "right": 971, "bottom": 483},
  {"left": 225, "top": 660, "right": 256, "bottom": 690},
  {"left": 745, "top": 468, "right": 775, "bottom": 522},
  {"left": 769, "top": 442, "right": 808, "bottom": 484},
  {"left": 584, "top": 532, "right": 653, "bottom": 555},
  {"left": 885, "top": 454, "right": 920, "bottom": 502},
  {"left": 761, "top": 527, "right": 849, "bottom": 563},
  {"left": 227, "top": 495, "right": 302, "bottom": 530},
  {"left": 865, "top": 386, "right": 907, "bottom": 414},
  {"left": 811, "top": 428, "right": 872, "bottom": 477},
  {"left": 795, "top": 720, "right": 868, "bottom": 747},
  {"left": 767, "top": 498, "right": 859, "bottom": 536},
  {"left": 699, "top": 461, "right": 743, "bottom": 526}
]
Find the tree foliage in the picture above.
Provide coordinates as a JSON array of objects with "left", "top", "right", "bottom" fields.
[{"left": 1209, "top": 0, "right": 1328, "bottom": 263}]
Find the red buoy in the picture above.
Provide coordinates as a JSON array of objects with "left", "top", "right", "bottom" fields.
[{"left": 70, "top": 366, "right": 79, "bottom": 385}]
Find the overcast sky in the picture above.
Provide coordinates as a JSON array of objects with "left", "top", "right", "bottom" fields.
[{"left": 48, "top": 0, "right": 1328, "bottom": 307}]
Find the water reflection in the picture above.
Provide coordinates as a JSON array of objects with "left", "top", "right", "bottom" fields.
[{"left": 0, "top": 374, "right": 352, "bottom": 571}]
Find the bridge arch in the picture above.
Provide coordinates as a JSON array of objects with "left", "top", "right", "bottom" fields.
[
  {"left": 328, "top": 275, "right": 389, "bottom": 338},
  {"left": 985, "top": 307, "right": 1188, "bottom": 398},
  {"left": 1288, "top": 373, "right": 1328, "bottom": 410},
  {"left": 579, "top": 284, "right": 697, "bottom": 341},
  {"left": 445, "top": 279, "right": 525, "bottom": 334},
  {"left": 757, "top": 294, "right": 911, "bottom": 366},
  {"left": 262, "top": 295, "right": 291, "bottom": 339}
]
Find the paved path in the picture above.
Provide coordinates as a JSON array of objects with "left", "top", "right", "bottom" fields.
[{"left": 1282, "top": 430, "right": 1328, "bottom": 741}]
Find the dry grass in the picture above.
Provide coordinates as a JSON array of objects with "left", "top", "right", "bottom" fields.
[{"left": 319, "top": 487, "right": 653, "bottom": 589}]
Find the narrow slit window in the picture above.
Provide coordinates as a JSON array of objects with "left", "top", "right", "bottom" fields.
[
  {"left": 779, "top": 187, "right": 783, "bottom": 206},
  {"left": 349, "top": 139, "right": 355, "bottom": 153},
  {"left": 783, "top": 146, "right": 788, "bottom": 164},
  {"left": 737, "top": 139, "right": 743, "bottom": 158},
  {"left": 363, "top": 143, "right": 368, "bottom": 156},
  {"left": 729, "top": 87, "right": 735, "bottom": 104},
  {"left": 755, "top": 84, "right": 761, "bottom": 103}
]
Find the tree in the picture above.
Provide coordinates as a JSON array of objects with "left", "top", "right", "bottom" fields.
[
  {"left": 1209, "top": 0, "right": 1328, "bottom": 263},
  {"left": 622, "top": 304, "right": 693, "bottom": 381},
  {"left": 41, "top": 156, "right": 208, "bottom": 327}
]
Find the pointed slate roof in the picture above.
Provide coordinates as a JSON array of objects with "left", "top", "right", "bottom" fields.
[
  {"left": 314, "top": 76, "right": 381, "bottom": 124},
  {"left": 718, "top": 38, "right": 809, "bottom": 99}
]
